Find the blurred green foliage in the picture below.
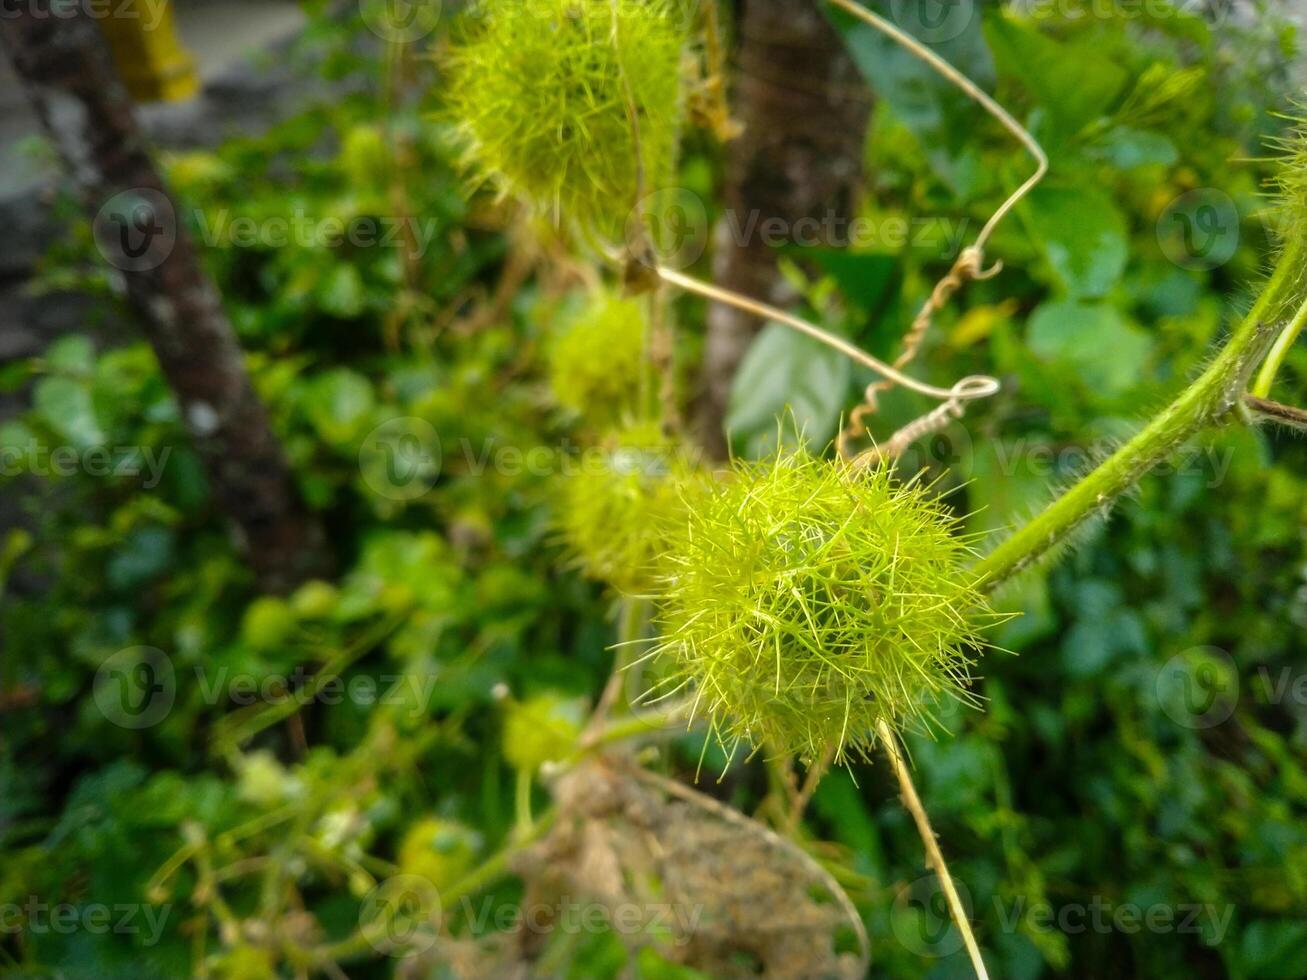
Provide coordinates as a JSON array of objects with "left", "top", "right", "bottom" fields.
[{"left": 2, "top": 1, "right": 1306, "bottom": 978}]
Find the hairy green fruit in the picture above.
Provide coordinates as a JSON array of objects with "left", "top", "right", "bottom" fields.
[
  {"left": 1272, "top": 120, "right": 1307, "bottom": 242},
  {"left": 548, "top": 290, "right": 648, "bottom": 423},
  {"left": 558, "top": 421, "right": 701, "bottom": 594},
  {"left": 445, "top": 0, "right": 686, "bottom": 239},
  {"left": 655, "top": 451, "right": 996, "bottom": 762}
]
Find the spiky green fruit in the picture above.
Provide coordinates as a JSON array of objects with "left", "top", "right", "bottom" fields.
[
  {"left": 548, "top": 290, "right": 648, "bottom": 423},
  {"left": 445, "top": 0, "right": 686, "bottom": 239},
  {"left": 558, "top": 421, "right": 702, "bottom": 594},
  {"left": 1272, "top": 119, "right": 1307, "bottom": 217},
  {"left": 655, "top": 450, "right": 996, "bottom": 763},
  {"left": 1268, "top": 120, "right": 1307, "bottom": 270}
]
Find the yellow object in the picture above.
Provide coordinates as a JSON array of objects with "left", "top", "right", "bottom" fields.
[
  {"left": 948, "top": 298, "right": 1019, "bottom": 350},
  {"left": 98, "top": 1, "right": 199, "bottom": 102},
  {"left": 398, "top": 819, "right": 482, "bottom": 890}
]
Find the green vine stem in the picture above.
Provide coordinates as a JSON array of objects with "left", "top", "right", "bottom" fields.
[
  {"left": 1251, "top": 292, "right": 1307, "bottom": 397},
  {"left": 303, "top": 808, "right": 559, "bottom": 969},
  {"left": 972, "top": 234, "right": 1307, "bottom": 591}
]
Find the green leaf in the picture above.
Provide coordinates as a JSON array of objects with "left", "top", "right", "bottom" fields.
[
  {"left": 1026, "top": 186, "right": 1128, "bottom": 298},
  {"left": 966, "top": 437, "right": 1052, "bottom": 544},
  {"left": 303, "top": 368, "right": 375, "bottom": 446},
  {"left": 34, "top": 376, "right": 107, "bottom": 449},
  {"left": 107, "top": 526, "right": 176, "bottom": 592},
  {"left": 45, "top": 334, "right": 96, "bottom": 375},
  {"left": 1239, "top": 920, "right": 1307, "bottom": 979},
  {"left": 725, "top": 321, "right": 851, "bottom": 457},
  {"left": 993, "top": 573, "right": 1057, "bottom": 650},
  {"left": 1094, "top": 126, "right": 1178, "bottom": 170},
  {"left": 799, "top": 248, "right": 899, "bottom": 314},
  {"left": 1027, "top": 300, "right": 1151, "bottom": 395},
  {"left": 985, "top": 13, "right": 1127, "bottom": 134},
  {"left": 829, "top": 0, "right": 995, "bottom": 194},
  {"left": 318, "top": 263, "right": 366, "bottom": 318}
]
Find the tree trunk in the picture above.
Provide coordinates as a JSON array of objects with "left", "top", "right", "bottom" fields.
[
  {"left": 0, "top": 3, "right": 326, "bottom": 593},
  {"left": 695, "top": 0, "right": 871, "bottom": 458}
]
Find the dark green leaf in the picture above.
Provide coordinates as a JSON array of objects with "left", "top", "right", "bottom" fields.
[{"left": 725, "top": 321, "right": 852, "bottom": 457}]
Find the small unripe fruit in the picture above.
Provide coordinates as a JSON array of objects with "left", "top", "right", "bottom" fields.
[
  {"left": 340, "top": 124, "right": 389, "bottom": 192},
  {"left": 290, "top": 580, "right": 339, "bottom": 619},
  {"left": 236, "top": 750, "right": 298, "bottom": 808},
  {"left": 398, "top": 818, "right": 483, "bottom": 891},
  {"left": 558, "top": 421, "right": 704, "bottom": 594},
  {"left": 502, "top": 693, "right": 586, "bottom": 772},
  {"left": 548, "top": 290, "right": 648, "bottom": 425},
  {"left": 240, "top": 598, "right": 296, "bottom": 652},
  {"left": 212, "top": 946, "right": 276, "bottom": 980}
]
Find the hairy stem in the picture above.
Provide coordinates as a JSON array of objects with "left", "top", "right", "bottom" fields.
[
  {"left": 973, "top": 236, "right": 1307, "bottom": 590},
  {"left": 1244, "top": 394, "right": 1307, "bottom": 432}
]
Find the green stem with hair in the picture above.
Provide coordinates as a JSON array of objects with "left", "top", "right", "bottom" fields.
[{"left": 972, "top": 235, "right": 1306, "bottom": 591}]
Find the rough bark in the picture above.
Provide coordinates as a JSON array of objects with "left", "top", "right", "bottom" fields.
[
  {"left": 696, "top": 0, "right": 871, "bottom": 458},
  {"left": 0, "top": 4, "right": 326, "bottom": 592}
]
